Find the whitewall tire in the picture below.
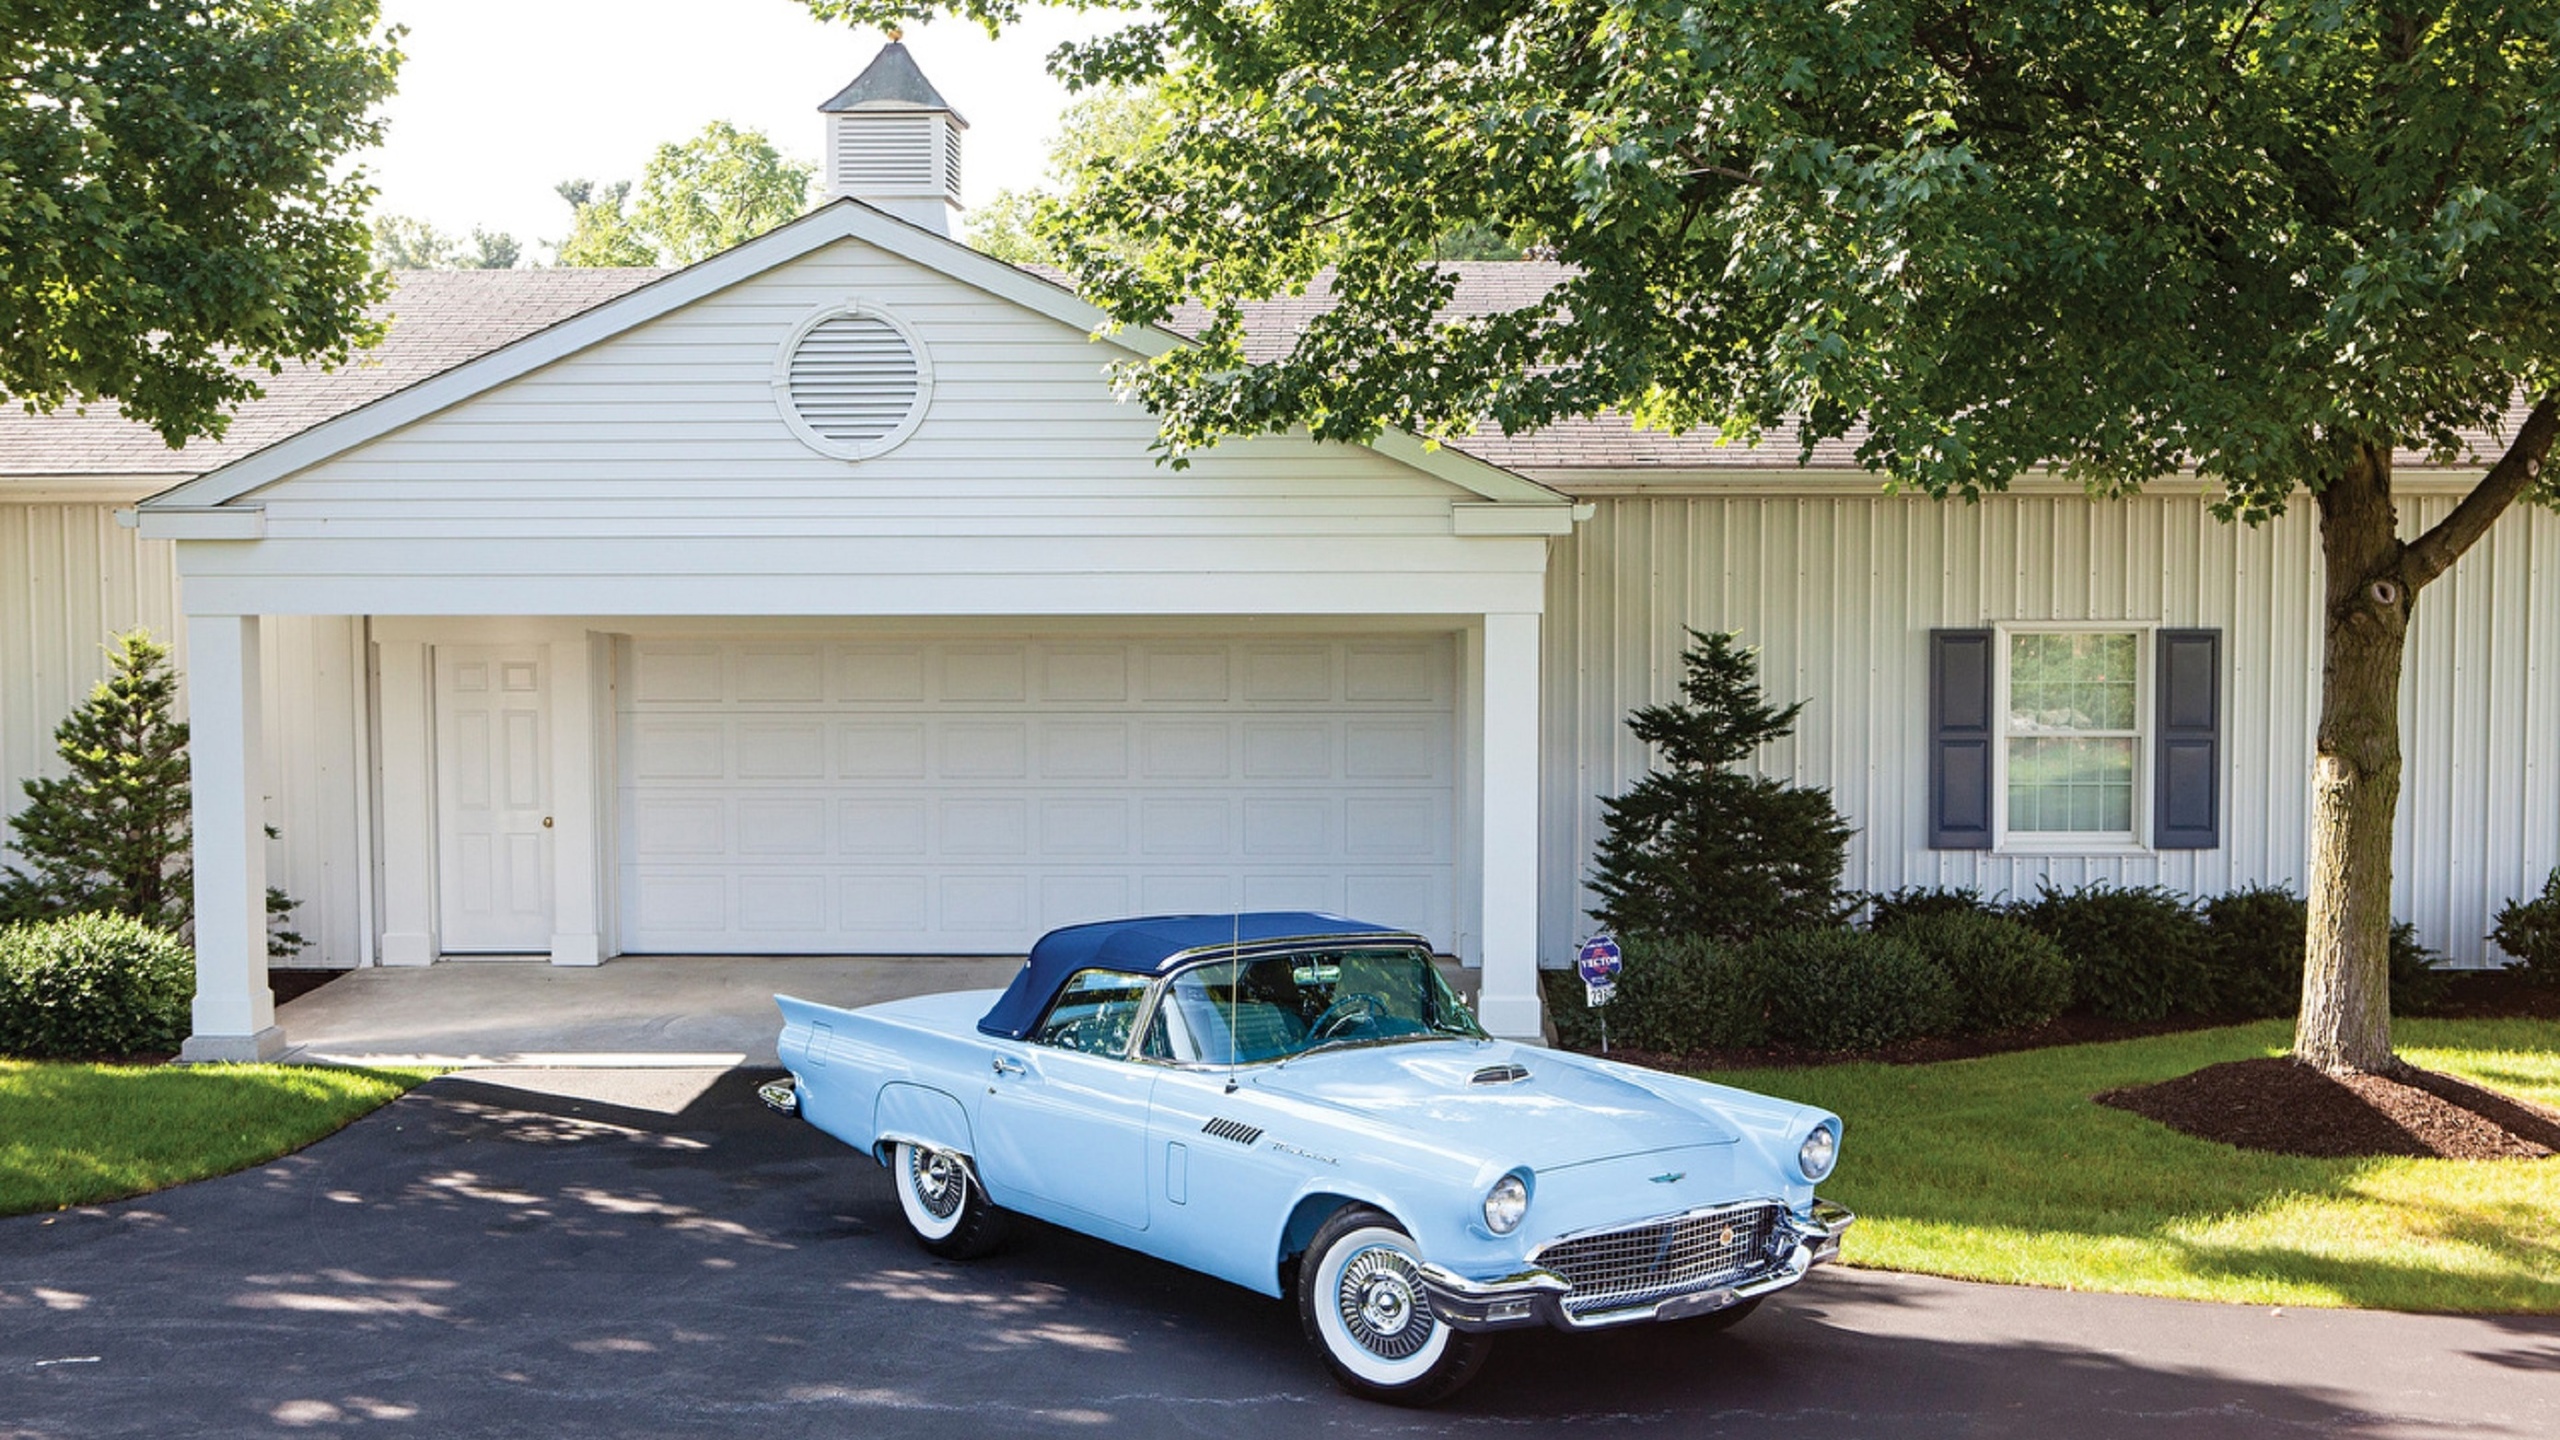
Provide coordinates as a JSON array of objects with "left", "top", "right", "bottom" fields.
[
  {"left": 1296, "top": 1205, "right": 1491, "bottom": 1405},
  {"left": 890, "top": 1141, "right": 1007, "bottom": 1259}
]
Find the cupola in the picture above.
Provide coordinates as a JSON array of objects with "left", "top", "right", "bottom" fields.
[{"left": 818, "top": 38, "right": 966, "bottom": 235}]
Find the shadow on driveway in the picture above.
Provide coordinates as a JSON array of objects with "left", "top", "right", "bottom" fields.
[{"left": 1, "top": 1069, "right": 2552, "bottom": 1438}]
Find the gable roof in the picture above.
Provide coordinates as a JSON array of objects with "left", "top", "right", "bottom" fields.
[{"left": 132, "top": 198, "right": 1563, "bottom": 514}]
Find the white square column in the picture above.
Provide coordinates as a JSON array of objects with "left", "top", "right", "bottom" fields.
[
  {"left": 548, "top": 633, "right": 603, "bottom": 966},
  {"left": 1475, "top": 611, "right": 1544, "bottom": 1040},
  {"left": 179, "top": 615, "right": 283, "bottom": 1062}
]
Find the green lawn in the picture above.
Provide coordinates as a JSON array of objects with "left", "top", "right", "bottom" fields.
[
  {"left": 0, "top": 1061, "right": 425, "bottom": 1216},
  {"left": 1707, "top": 1018, "right": 2560, "bottom": 1313}
]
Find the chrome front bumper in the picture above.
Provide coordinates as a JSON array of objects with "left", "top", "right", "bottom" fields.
[
  {"left": 757, "top": 1078, "right": 800, "bottom": 1116},
  {"left": 1419, "top": 1199, "right": 1853, "bottom": 1333}
]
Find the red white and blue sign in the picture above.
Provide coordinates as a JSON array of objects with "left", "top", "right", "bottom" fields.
[{"left": 1576, "top": 934, "right": 1622, "bottom": 1005}]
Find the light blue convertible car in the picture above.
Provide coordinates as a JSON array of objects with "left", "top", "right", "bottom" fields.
[{"left": 766, "top": 912, "right": 1851, "bottom": 1404}]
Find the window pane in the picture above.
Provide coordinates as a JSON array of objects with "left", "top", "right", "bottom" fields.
[
  {"left": 1032, "top": 969, "right": 1153, "bottom": 1055},
  {"left": 2007, "top": 736, "right": 2137, "bottom": 834},
  {"left": 2009, "top": 632, "right": 2137, "bottom": 733}
]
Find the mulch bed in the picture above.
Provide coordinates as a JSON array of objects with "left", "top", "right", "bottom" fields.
[{"left": 2096, "top": 1056, "right": 2560, "bottom": 1160}]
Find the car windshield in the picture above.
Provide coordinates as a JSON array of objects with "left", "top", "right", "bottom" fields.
[{"left": 1145, "top": 946, "right": 1486, "bottom": 1066}]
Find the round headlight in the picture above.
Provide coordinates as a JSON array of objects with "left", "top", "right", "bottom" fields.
[
  {"left": 1483, "top": 1174, "right": 1529, "bottom": 1235},
  {"left": 1798, "top": 1124, "right": 1838, "bottom": 1182}
]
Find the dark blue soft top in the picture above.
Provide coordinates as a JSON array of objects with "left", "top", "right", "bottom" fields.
[{"left": 976, "top": 912, "right": 1414, "bottom": 1040}]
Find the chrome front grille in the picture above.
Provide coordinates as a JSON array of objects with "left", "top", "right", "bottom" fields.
[{"left": 1534, "top": 1202, "right": 1786, "bottom": 1316}]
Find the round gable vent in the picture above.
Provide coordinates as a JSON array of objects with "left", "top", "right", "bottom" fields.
[{"left": 775, "top": 304, "right": 933, "bottom": 460}]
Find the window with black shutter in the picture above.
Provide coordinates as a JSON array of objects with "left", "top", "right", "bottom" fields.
[
  {"left": 1928, "top": 629, "right": 1995, "bottom": 849},
  {"left": 2153, "top": 629, "right": 2223, "bottom": 849}
]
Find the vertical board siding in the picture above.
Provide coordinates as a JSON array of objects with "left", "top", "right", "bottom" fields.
[
  {"left": 0, "top": 504, "right": 360, "bottom": 966},
  {"left": 1545, "top": 489, "right": 2560, "bottom": 967}
]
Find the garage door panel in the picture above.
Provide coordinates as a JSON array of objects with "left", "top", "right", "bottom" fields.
[
  {"left": 635, "top": 645, "right": 724, "bottom": 703},
  {"left": 619, "top": 635, "right": 1456, "bottom": 953},
  {"left": 735, "top": 644, "right": 826, "bottom": 702},
  {"left": 633, "top": 721, "right": 725, "bottom": 780},
  {"left": 839, "top": 798, "right": 927, "bottom": 854},
  {"left": 1040, "top": 798, "right": 1130, "bottom": 856},
  {"left": 1041, "top": 721, "right": 1131, "bottom": 778},
  {"left": 840, "top": 723, "right": 926, "bottom": 778},
  {"left": 1043, "top": 647, "right": 1129, "bottom": 702},
  {"left": 940, "top": 723, "right": 1028, "bottom": 778},
  {"left": 736, "top": 797, "right": 826, "bottom": 855},
  {"left": 635, "top": 797, "right": 726, "bottom": 856},
  {"left": 1242, "top": 722, "right": 1333, "bottom": 778},
  {"left": 737, "top": 721, "right": 827, "bottom": 778},
  {"left": 839, "top": 646, "right": 927, "bottom": 702},
  {"left": 942, "top": 798, "right": 1030, "bottom": 854}
]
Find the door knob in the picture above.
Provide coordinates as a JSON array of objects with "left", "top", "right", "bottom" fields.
[{"left": 542, "top": 816, "right": 554, "bottom": 828}]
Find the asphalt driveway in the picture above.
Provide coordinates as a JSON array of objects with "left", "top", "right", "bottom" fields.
[{"left": 3, "top": 1069, "right": 2554, "bottom": 1439}]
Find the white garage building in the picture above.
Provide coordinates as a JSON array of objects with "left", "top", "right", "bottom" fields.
[{"left": 4, "top": 45, "right": 2553, "bottom": 1063}]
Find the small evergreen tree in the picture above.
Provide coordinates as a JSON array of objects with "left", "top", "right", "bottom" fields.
[
  {"left": 1, "top": 631, "right": 304, "bottom": 955},
  {"left": 1588, "top": 630, "right": 1853, "bottom": 943},
  {"left": 2, "top": 633, "right": 192, "bottom": 928}
]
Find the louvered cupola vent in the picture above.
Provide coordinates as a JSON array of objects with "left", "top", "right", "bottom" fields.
[
  {"left": 818, "top": 41, "right": 967, "bottom": 235},
  {"left": 774, "top": 306, "right": 933, "bottom": 461}
]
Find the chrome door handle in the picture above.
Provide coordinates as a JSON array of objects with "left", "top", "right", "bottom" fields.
[{"left": 990, "top": 1056, "right": 1027, "bottom": 1077}]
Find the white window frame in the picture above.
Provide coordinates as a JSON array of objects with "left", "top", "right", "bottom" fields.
[{"left": 1990, "top": 621, "right": 2153, "bottom": 855}]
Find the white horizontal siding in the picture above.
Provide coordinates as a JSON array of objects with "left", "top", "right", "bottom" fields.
[
  {"left": 249, "top": 238, "right": 1465, "bottom": 534},
  {"left": 1543, "top": 489, "right": 2560, "bottom": 967},
  {"left": 0, "top": 503, "right": 364, "bottom": 967}
]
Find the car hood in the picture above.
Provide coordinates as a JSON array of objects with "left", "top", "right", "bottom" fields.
[{"left": 1241, "top": 1040, "right": 1740, "bottom": 1170}]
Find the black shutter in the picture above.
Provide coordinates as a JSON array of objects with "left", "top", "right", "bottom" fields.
[
  {"left": 1929, "top": 629, "right": 1995, "bottom": 849},
  {"left": 2154, "top": 629, "right": 2222, "bottom": 849}
]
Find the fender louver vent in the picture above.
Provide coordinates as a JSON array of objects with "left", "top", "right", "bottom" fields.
[
  {"left": 1471, "top": 1063, "right": 1531, "bottom": 1085},
  {"left": 786, "top": 315, "right": 922, "bottom": 446},
  {"left": 1201, "top": 1117, "right": 1263, "bottom": 1146}
]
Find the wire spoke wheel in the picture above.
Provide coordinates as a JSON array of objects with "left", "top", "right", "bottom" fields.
[
  {"left": 1335, "top": 1244, "right": 1433, "bottom": 1360},
  {"left": 1297, "top": 1206, "right": 1490, "bottom": 1405},
  {"left": 907, "top": 1145, "right": 965, "bottom": 1222}
]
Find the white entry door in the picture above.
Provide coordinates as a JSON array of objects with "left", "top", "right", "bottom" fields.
[{"left": 436, "top": 646, "right": 555, "bottom": 952}]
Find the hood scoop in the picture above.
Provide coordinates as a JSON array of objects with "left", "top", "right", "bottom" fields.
[{"left": 1470, "top": 1062, "right": 1532, "bottom": 1086}]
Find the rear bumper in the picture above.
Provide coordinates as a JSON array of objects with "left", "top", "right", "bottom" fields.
[
  {"left": 1420, "top": 1198, "right": 1853, "bottom": 1333},
  {"left": 757, "top": 1078, "right": 800, "bottom": 1117}
]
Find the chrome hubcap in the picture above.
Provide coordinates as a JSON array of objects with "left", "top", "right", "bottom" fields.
[
  {"left": 909, "top": 1147, "right": 964, "bottom": 1220},
  {"left": 1336, "top": 1245, "right": 1432, "bottom": 1359}
]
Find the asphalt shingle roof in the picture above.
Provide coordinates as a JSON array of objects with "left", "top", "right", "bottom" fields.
[
  {"left": 0, "top": 259, "right": 2519, "bottom": 488},
  {"left": 0, "top": 268, "right": 667, "bottom": 481}
]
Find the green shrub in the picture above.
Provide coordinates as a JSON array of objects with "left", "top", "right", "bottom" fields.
[
  {"left": 1889, "top": 910, "right": 2072, "bottom": 1034},
  {"left": 1863, "top": 886, "right": 2000, "bottom": 931},
  {"left": 2201, "top": 885, "right": 2310, "bottom": 1018},
  {"left": 1741, "top": 927, "right": 1955, "bottom": 1052},
  {"left": 2490, "top": 869, "right": 2560, "bottom": 986},
  {"left": 1543, "top": 933, "right": 1768, "bottom": 1053},
  {"left": 0, "top": 913, "right": 193, "bottom": 1058},
  {"left": 2012, "top": 883, "right": 2213, "bottom": 1022},
  {"left": 2389, "top": 921, "right": 2451, "bottom": 1013}
]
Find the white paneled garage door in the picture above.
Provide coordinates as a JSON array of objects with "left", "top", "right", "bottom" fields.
[{"left": 615, "top": 635, "right": 1457, "bottom": 953}]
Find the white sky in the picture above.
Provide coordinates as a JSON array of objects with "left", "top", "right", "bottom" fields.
[{"left": 364, "top": 1, "right": 1106, "bottom": 256}]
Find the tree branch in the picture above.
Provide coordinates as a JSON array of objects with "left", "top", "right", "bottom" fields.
[{"left": 2400, "top": 392, "right": 2560, "bottom": 592}]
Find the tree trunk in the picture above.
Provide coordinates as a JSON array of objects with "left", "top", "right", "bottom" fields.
[{"left": 2296, "top": 445, "right": 2410, "bottom": 1075}]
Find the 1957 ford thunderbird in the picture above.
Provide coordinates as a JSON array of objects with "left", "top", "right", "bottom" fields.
[{"left": 765, "top": 912, "right": 1852, "bottom": 1405}]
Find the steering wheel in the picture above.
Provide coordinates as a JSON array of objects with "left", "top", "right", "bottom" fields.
[{"left": 1307, "top": 992, "right": 1388, "bottom": 1044}]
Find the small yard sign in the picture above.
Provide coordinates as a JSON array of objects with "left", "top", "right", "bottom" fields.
[{"left": 1576, "top": 934, "right": 1622, "bottom": 1006}]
